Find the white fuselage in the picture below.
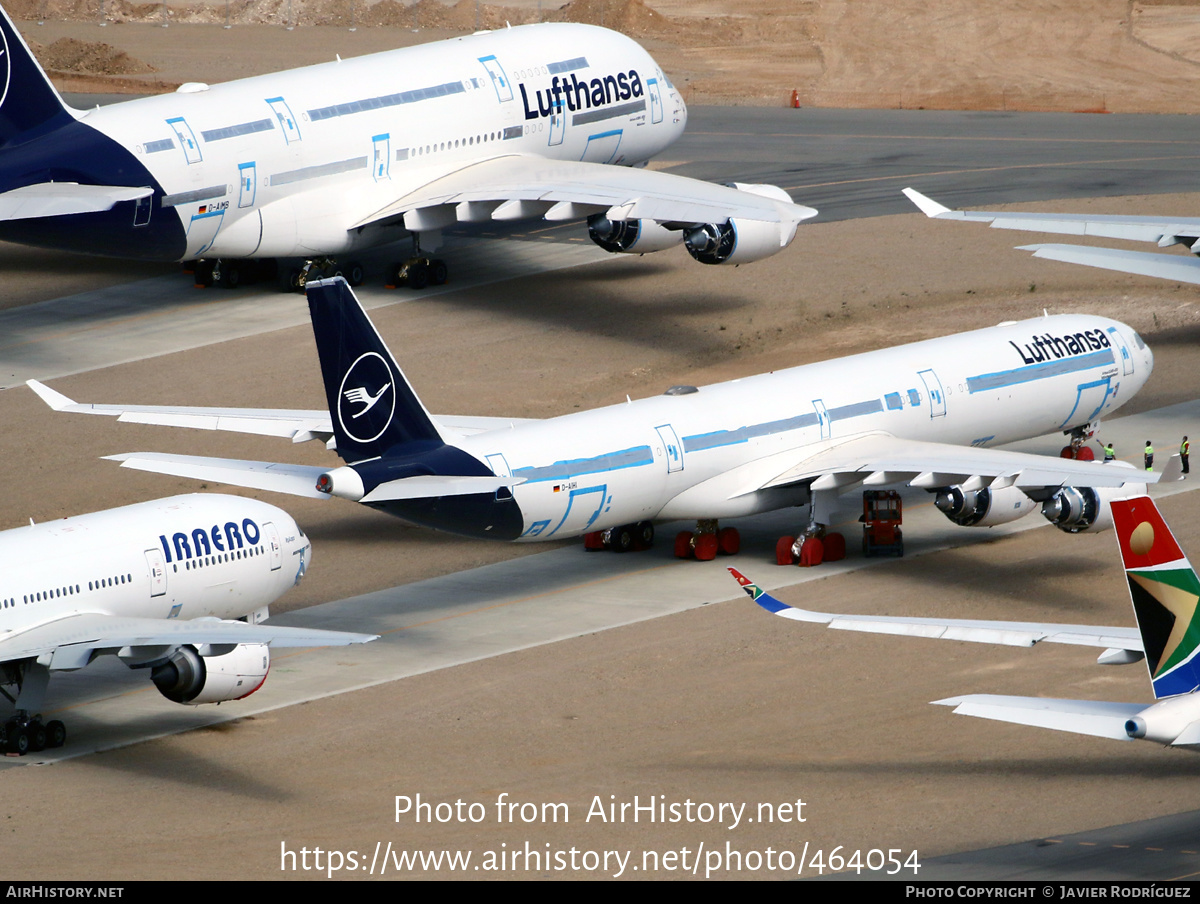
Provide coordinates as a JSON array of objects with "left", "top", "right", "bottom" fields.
[
  {"left": 454, "top": 314, "right": 1152, "bottom": 539},
  {"left": 75, "top": 24, "right": 687, "bottom": 260},
  {"left": 0, "top": 494, "right": 310, "bottom": 640}
]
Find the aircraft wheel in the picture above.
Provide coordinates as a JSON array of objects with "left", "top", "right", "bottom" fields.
[
  {"left": 1075, "top": 446, "right": 1095, "bottom": 461},
  {"left": 431, "top": 259, "right": 448, "bottom": 286},
  {"left": 6, "top": 727, "right": 29, "bottom": 755},
  {"left": 408, "top": 262, "right": 429, "bottom": 290},
  {"left": 674, "top": 531, "right": 693, "bottom": 559},
  {"left": 776, "top": 535, "right": 796, "bottom": 566},
  {"left": 717, "top": 526, "right": 740, "bottom": 556},
  {"left": 45, "top": 720, "right": 66, "bottom": 749},
  {"left": 218, "top": 263, "right": 241, "bottom": 289},
  {"left": 823, "top": 531, "right": 846, "bottom": 562},
  {"left": 611, "top": 525, "right": 634, "bottom": 553},
  {"left": 27, "top": 722, "right": 46, "bottom": 752},
  {"left": 693, "top": 533, "right": 718, "bottom": 561},
  {"left": 635, "top": 521, "right": 654, "bottom": 550},
  {"left": 193, "top": 260, "right": 216, "bottom": 288},
  {"left": 346, "top": 261, "right": 366, "bottom": 287},
  {"left": 287, "top": 267, "right": 306, "bottom": 292},
  {"left": 798, "top": 536, "right": 824, "bottom": 567},
  {"left": 583, "top": 530, "right": 605, "bottom": 551}
]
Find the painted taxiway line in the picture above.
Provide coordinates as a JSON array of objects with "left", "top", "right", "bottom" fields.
[{"left": 6, "top": 398, "right": 1195, "bottom": 767}]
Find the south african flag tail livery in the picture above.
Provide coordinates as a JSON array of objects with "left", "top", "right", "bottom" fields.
[{"left": 733, "top": 495, "right": 1200, "bottom": 749}]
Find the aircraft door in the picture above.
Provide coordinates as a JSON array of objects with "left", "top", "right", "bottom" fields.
[
  {"left": 648, "top": 76, "right": 664, "bottom": 124},
  {"left": 187, "top": 210, "right": 224, "bottom": 256},
  {"left": 812, "top": 400, "right": 831, "bottom": 440},
  {"left": 1107, "top": 327, "right": 1135, "bottom": 376},
  {"left": 238, "top": 162, "right": 256, "bottom": 208},
  {"left": 548, "top": 99, "right": 565, "bottom": 147},
  {"left": 133, "top": 195, "right": 152, "bottom": 226},
  {"left": 144, "top": 548, "right": 167, "bottom": 598},
  {"left": 262, "top": 521, "right": 283, "bottom": 571},
  {"left": 655, "top": 424, "right": 684, "bottom": 473},
  {"left": 478, "top": 55, "right": 514, "bottom": 103},
  {"left": 166, "top": 117, "right": 202, "bottom": 165},
  {"left": 1059, "top": 377, "right": 1115, "bottom": 429},
  {"left": 917, "top": 369, "right": 947, "bottom": 418},
  {"left": 266, "top": 97, "right": 302, "bottom": 143},
  {"left": 372, "top": 134, "right": 391, "bottom": 181}
]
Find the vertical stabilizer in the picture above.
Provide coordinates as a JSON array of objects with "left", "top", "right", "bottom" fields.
[
  {"left": 1112, "top": 496, "right": 1200, "bottom": 698},
  {"left": 0, "top": 4, "right": 73, "bottom": 146},
  {"left": 305, "top": 277, "right": 444, "bottom": 463}
]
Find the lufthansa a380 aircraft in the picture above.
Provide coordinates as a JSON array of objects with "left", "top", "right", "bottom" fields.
[
  {"left": 30, "top": 278, "right": 1158, "bottom": 562},
  {"left": 0, "top": 493, "right": 375, "bottom": 756},
  {"left": 733, "top": 495, "right": 1200, "bottom": 750},
  {"left": 0, "top": 6, "right": 813, "bottom": 289},
  {"left": 905, "top": 187, "right": 1200, "bottom": 287}
]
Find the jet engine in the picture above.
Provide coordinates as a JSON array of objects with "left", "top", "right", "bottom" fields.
[
  {"left": 587, "top": 215, "right": 682, "bottom": 254},
  {"left": 1040, "top": 480, "right": 1147, "bottom": 534},
  {"left": 934, "top": 485, "right": 1038, "bottom": 527},
  {"left": 1124, "top": 694, "right": 1200, "bottom": 745},
  {"left": 150, "top": 642, "right": 270, "bottom": 705},
  {"left": 682, "top": 183, "right": 800, "bottom": 265}
]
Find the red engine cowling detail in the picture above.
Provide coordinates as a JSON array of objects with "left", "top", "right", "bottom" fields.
[{"left": 151, "top": 642, "right": 271, "bottom": 705}]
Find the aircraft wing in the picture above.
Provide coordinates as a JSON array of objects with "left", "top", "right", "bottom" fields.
[
  {"left": 1016, "top": 243, "right": 1200, "bottom": 285},
  {"left": 0, "top": 612, "right": 376, "bottom": 671},
  {"left": 27, "top": 380, "right": 538, "bottom": 444},
  {"left": 904, "top": 187, "right": 1200, "bottom": 244},
  {"left": 723, "top": 431, "right": 1156, "bottom": 500},
  {"left": 103, "top": 453, "right": 331, "bottom": 499},
  {"left": 931, "top": 695, "right": 1143, "bottom": 741},
  {"left": 730, "top": 568, "right": 1143, "bottom": 653},
  {"left": 0, "top": 182, "right": 153, "bottom": 221},
  {"left": 352, "top": 154, "right": 817, "bottom": 231}
]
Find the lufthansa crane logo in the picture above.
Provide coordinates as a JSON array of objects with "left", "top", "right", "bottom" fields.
[
  {"left": 0, "top": 28, "right": 10, "bottom": 111},
  {"left": 337, "top": 352, "right": 396, "bottom": 445}
]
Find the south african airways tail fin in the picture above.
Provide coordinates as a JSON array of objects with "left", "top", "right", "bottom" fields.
[
  {"left": 305, "top": 277, "right": 445, "bottom": 463},
  {"left": 0, "top": 4, "right": 74, "bottom": 147},
  {"left": 1112, "top": 496, "right": 1200, "bottom": 699}
]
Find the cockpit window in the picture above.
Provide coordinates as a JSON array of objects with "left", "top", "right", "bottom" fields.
[{"left": 1132, "top": 331, "right": 1146, "bottom": 349}]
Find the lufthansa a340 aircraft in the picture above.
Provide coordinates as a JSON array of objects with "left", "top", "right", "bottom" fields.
[
  {"left": 905, "top": 187, "right": 1200, "bottom": 287},
  {"left": 0, "top": 493, "right": 375, "bottom": 756},
  {"left": 0, "top": 5, "right": 813, "bottom": 288},
  {"left": 733, "top": 495, "right": 1200, "bottom": 750},
  {"left": 30, "top": 277, "right": 1158, "bottom": 562}
]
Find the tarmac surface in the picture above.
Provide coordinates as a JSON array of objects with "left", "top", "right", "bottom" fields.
[{"left": 2, "top": 105, "right": 1200, "bottom": 880}]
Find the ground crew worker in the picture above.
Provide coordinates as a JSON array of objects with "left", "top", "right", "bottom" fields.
[
  {"left": 1144, "top": 440, "right": 1154, "bottom": 472},
  {"left": 1101, "top": 442, "right": 1115, "bottom": 462},
  {"left": 1182, "top": 436, "right": 1190, "bottom": 476}
]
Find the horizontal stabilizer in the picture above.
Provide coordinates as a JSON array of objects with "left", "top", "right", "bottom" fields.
[
  {"left": 933, "top": 694, "right": 1143, "bottom": 741},
  {"left": 104, "top": 453, "right": 329, "bottom": 499},
  {"left": 362, "top": 474, "right": 525, "bottom": 503},
  {"left": 0, "top": 612, "right": 376, "bottom": 666},
  {"left": 1018, "top": 244, "right": 1200, "bottom": 286},
  {"left": 0, "top": 183, "right": 152, "bottom": 221}
]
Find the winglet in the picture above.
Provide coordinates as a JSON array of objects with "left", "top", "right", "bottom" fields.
[
  {"left": 1111, "top": 496, "right": 1200, "bottom": 699},
  {"left": 902, "top": 187, "right": 952, "bottom": 218},
  {"left": 728, "top": 567, "right": 790, "bottom": 614},
  {"left": 26, "top": 379, "right": 77, "bottom": 412}
]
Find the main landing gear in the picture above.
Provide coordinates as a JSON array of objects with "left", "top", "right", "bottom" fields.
[
  {"left": 1060, "top": 423, "right": 1098, "bottom": 461},
  {"left": 184, "top": 258, "right": 367, "bottom": 292},
  {"left": 386, "top": 234, "right": 448, "bottom": 290},
  {"left": 1, "top": 662, "right": 65, "bottom": 756},
  {"left": 774, "top": 528, "right": 847, "bottom": 567},
  {"left": 674, "top": 519, "right": 741, "bottom": 561},
  {"left": 284, "top": 258, "right": 366, "bottom": 293},
  {"left": 584, "top": 520, "right": 655, "bottom": 552}
]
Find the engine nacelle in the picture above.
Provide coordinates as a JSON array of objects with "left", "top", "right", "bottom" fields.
[
  {"left": 683, "top": 183, "right": 800, "bottom": 265},
  {"left": 151, "top": 642, "right": 270, "bottom": 705},
  {"left": 316, "top": 465, "right": 365, "bottom": 502},
  {"left": 587, "top": 215, "right": 682, "bottom": 255},
  {"left": 1124, "top": 694, "right": 1200, "bottom": 745},
  {"left": 1040, "top": 479, "right": 1147, "bottom": 534},
  {"left": 934, "top": 485, "right": 1038, "bottom": 527}
]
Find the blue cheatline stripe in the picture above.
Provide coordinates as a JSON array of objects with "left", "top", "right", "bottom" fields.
[
  {"left": 512, "top": 446, "right": 654, "bottom": 483},
  {"left": 967, "top": 349, "right": 1115, "bottom": 393}
]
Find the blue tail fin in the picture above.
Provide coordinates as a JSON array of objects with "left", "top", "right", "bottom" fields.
[
  {"left": 305, "top": 277, "right": 444, "bottom": 462},
  {"left": 0, "top": 5, "right": 73, "bottom": 147}
]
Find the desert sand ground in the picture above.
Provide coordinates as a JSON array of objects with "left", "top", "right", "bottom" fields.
[{"left": 0, "top": 1, "right": 1199, "bottom": 881}]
